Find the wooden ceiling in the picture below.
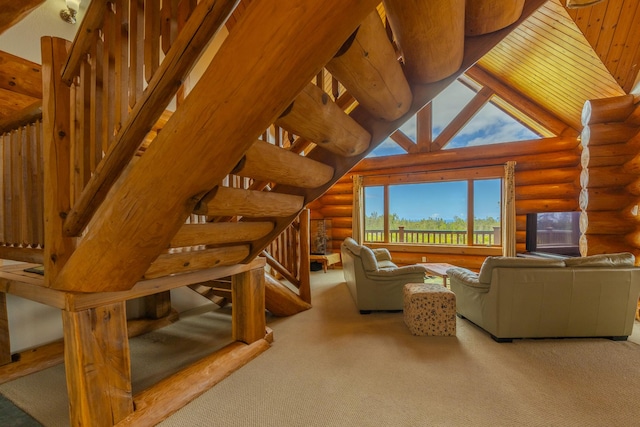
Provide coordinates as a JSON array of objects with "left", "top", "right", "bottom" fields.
[
  {"left": 479, "top": 0, "right": 637, "bottom": 131},
  {"left": 0, "top": 0, "right": 639, "bottom": 132}
]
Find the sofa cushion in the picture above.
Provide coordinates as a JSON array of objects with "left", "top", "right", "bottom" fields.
[
  {"left": 564, "top": 252, "right": 635, "bottom": 268},
  {"left": 478, "top": 256, "right": 566, "bottom": 284}
]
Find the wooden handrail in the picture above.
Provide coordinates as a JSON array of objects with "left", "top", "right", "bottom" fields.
[
  {"left": 61, "top": 1, "right": 108, "bottom": 85},
  {"left": 63, "top": 0, "right": 239, "bottom": 236}
]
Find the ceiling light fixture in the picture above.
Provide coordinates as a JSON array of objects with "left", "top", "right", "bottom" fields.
[
  {"left": 564, "top": 0, "right": 604, "bottom": 8},
  {"left": 60, "top": 0, "right": 81, "bottom": 24}
]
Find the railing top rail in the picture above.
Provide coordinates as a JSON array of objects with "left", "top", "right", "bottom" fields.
[{"left": 61, "top": 0, "right": 108, "bottom": 85}]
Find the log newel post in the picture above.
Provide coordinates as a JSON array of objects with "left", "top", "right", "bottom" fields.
[
  {"left": 41, "top": 36, "right": 76, "bottom": 287},
  {"left": 62, "top": 301, "right": 133, "bottom": 426},
  {"left": 299, "top": 209, "right": 311, "bottom": 304},
  {"left": 0, "top": 293, "right": 10, "bottom": 366},
  {"left": 232, "top": 267, "right": 266, "bottom": 344}
]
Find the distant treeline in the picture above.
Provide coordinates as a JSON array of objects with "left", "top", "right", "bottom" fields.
[{"left": 365, "top": 212, "right": 500, "bottom": 231}]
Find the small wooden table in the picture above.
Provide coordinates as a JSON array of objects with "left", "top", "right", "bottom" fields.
[
  {"left": 310, "top": 253, "right": 341, "bottom": 273},
  {"left": 419, "top": 262, "right": 456, "bottom": 287}
]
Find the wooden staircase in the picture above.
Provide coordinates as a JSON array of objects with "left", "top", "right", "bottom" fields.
[{"left": 0, "top": 0, "right": 547, "bottom": 424}]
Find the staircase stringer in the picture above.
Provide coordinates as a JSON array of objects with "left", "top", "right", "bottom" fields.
[
  {"left": 51, "top": 0, "right": 381, "bottom": 293},
  {"left": 245, "top": 0, "right": 549, "bottom": 261}
]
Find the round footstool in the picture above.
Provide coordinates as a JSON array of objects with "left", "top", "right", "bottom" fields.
[{"left": 403, "top": 283, "right": 456, "bottom": 336}]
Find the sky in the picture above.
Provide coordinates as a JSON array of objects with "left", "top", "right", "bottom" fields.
[
  {"left": 365, "top": 179, "right": 501, "bottom": 222},
  {"left": 369, "top": 80, "right": 540, "bottom": 157},
  {"left": 365, "top": 79, "right": 540, "bottom": 222}
]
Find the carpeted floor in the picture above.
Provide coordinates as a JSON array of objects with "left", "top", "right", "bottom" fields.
[{"left": 1, "top": 269, "right": 640, "bottom": 426}]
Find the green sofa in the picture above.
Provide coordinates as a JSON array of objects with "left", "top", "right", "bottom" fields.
[
  {"left": 448, "top": 253, "right": 640, "bottom": 342},
  {"left": 341, "top": 237, "right": 427, "bottom": 313}
]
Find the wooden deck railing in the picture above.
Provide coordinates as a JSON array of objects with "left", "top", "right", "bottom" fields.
[{"left": 365, "top": 228, "right": 500, "bottom": 246}]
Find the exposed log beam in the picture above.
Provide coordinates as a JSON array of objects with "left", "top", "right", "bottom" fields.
[
  {"left": 246, "top": 0, "right": 549, "bottom": 262},
  {"left": 170, "top": 222, "right": 274, "bottom": 248},
  {"left": 325, "top": 10, "right": 412, "bottom": 121},
  {"left": 233, "top": 140, "right": 335, "bottom": 189},
  {"left": 54, "top": 0, "right": 380, "bottom": 292},
  {"left": 275, "top": 83, "right": 371, "bottom": 157},
  {"left": 0, "top": 1, "right": 45, "bottom": 36},
  {"left": 144, "top": 245, "right": 250, "bottom": 280},
  {"left": 384, "top": 0, "right": 464, "bottom": 84},
  {"left": 195, "top": 186, "right": 304, "bottom": 218}
]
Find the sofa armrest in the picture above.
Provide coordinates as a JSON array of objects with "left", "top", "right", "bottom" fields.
[
  {"left": 447, "top": 267, "right": 490, "bottom": 292},
  {"left": 372, "top": 248, "right": 392, "bottom": 262}
]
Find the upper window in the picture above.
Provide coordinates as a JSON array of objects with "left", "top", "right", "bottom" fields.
[
  {"left": 446, "top": 96, "right": 541, "bottom": 149},
  {"left": 366, "top": 75, "right": 548, "bottom": 158}
]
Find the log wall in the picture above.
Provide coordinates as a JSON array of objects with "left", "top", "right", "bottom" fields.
[
  {"left": 580, "top": 95, "right": 640, "bottom": 260},
  {"left": 310, "top": 136, "right": 581, "bottom": 270}
]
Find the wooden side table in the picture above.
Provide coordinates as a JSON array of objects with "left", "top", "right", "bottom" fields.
[
  {"left": 310, "top": 253, "right": 341, "bottom": 273},
  {"left": 418, "top": 262, "right": 456, "bottom": 287}
]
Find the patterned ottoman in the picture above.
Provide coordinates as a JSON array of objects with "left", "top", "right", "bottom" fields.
[{"left": 403, "top": 283, "right": 456, "bottom": 336}]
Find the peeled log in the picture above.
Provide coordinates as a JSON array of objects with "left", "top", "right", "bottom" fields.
[
  {"left": 465, "top": 0, "right": 524, "bottom": 36},
  {"left": 235, "top": 140, "right": 334, "bottom": 189},
  {"left": 325, "top": 10, "right": 412, "bottom": 121},
  {"left": 622, "top": 153, "right": 640, "bottom": 174},
  {"left": 515, "top": 167, "right": 579, "bottom": 185},
  {"left": 579, "top": 188, "right": 632, "bottom": 211},
  {"left": 580, "top": 211, "right": 634, "bottom": 235},
  {"left": 383, "top": 0, "right": 464, "bottom": 83},
  {"left": 620, "top": 202, "right": 640, "bottom": 221},
  {"left": 516, "top": 182, "right": 578, "bottom": 200},
  {"left": 625, "top": 103, "right": 640, "bottom": 126},
  {"left": 580, "top": 166, "right": 636, "bottom": 188},
  {"left": 580, "top": 234, "right": 637, "bottom": 257},
  {"left": 581, "top": 143, "right": 637, "bottom": 168},
  {"left": 515, "top": 199, "right": 577, "bottom": 215},
  {"left": 330, "top": 216, "right": 352, "bottom": 229},
  {"left": 320, "top": 204, "right": 353, "bottom": 218},
  {"left": 581, "top": 94, "right": 635, "bottom": 126},
  {"left": 580, "top": 123, "right": 639, "bottom": 147},
  {"left": 332, "top": 227, "right": 353, "bottom": 241},
  {"left": 328, "top": 181, "right": 353, "bottom": 194},
  {"left": 320, "top": 193, "right": 353, "bottom": 206},
  {"left": 275, "top": 83, "right": 371, "bottom": 157},
  {"left": 264, "top": 273, "right": 311, "bottom": 317}
]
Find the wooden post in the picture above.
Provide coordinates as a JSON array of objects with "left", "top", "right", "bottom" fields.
[
  {"left": 232, "top": 267, "right": 265, "bottom": 345},
  {"left": 0, "top": 293, "right": 10, "bottom": 366},
  {"left": 144, "top": 292, "right": 172, "bottom": 319},
  {"left": 298, "top": 209, "right": 311, "bottom": 304},
  {"left": 41, "top": 37, "right": 75, "bottom": 287},
  {"left": 62, "top": 302, "right": 133, "bottom": 426}
]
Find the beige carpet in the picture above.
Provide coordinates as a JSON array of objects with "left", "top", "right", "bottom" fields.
[{"left": 2, "top": 269, "right": 640, "bottom": 426}]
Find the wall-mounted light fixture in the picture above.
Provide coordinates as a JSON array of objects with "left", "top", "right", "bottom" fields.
[
  {"left": 564, "top": 0, "right": 604, "bottom": 8},
  {"left": 60, "top": 0, "right": 81, "bottom": 24}
]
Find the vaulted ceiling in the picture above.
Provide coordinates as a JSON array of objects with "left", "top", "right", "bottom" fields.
[{"left": 0, "top": 0, "right": 638, "bottom": 132}]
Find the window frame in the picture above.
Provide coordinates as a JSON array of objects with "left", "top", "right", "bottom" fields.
[{"left": 362, "top": 166, "right": 504, "bottom": 249}]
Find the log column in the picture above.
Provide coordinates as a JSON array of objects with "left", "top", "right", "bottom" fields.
[
  {"left": 579, "top": 95, "right": 640, "bottom": 260},
  {"left": 232, "top": 266, "right": 266, "bottom": 344},
  {"left": 62, "top": 301, "right": 133, "bottom": 426},
  {"left": 0, "top": 293, "right": 10, "bottom": 366}
]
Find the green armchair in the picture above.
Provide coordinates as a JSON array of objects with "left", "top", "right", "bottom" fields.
[{"left": 341, "top": 237, "right": 427, "bottom": 313}]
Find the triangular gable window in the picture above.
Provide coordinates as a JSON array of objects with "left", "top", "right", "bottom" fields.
[
  {"left": 367, "top": 71, "right": 553, "bottom": 158},
  {"left": 445, "top": 96, "right": 541, "bottom": 149}
]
